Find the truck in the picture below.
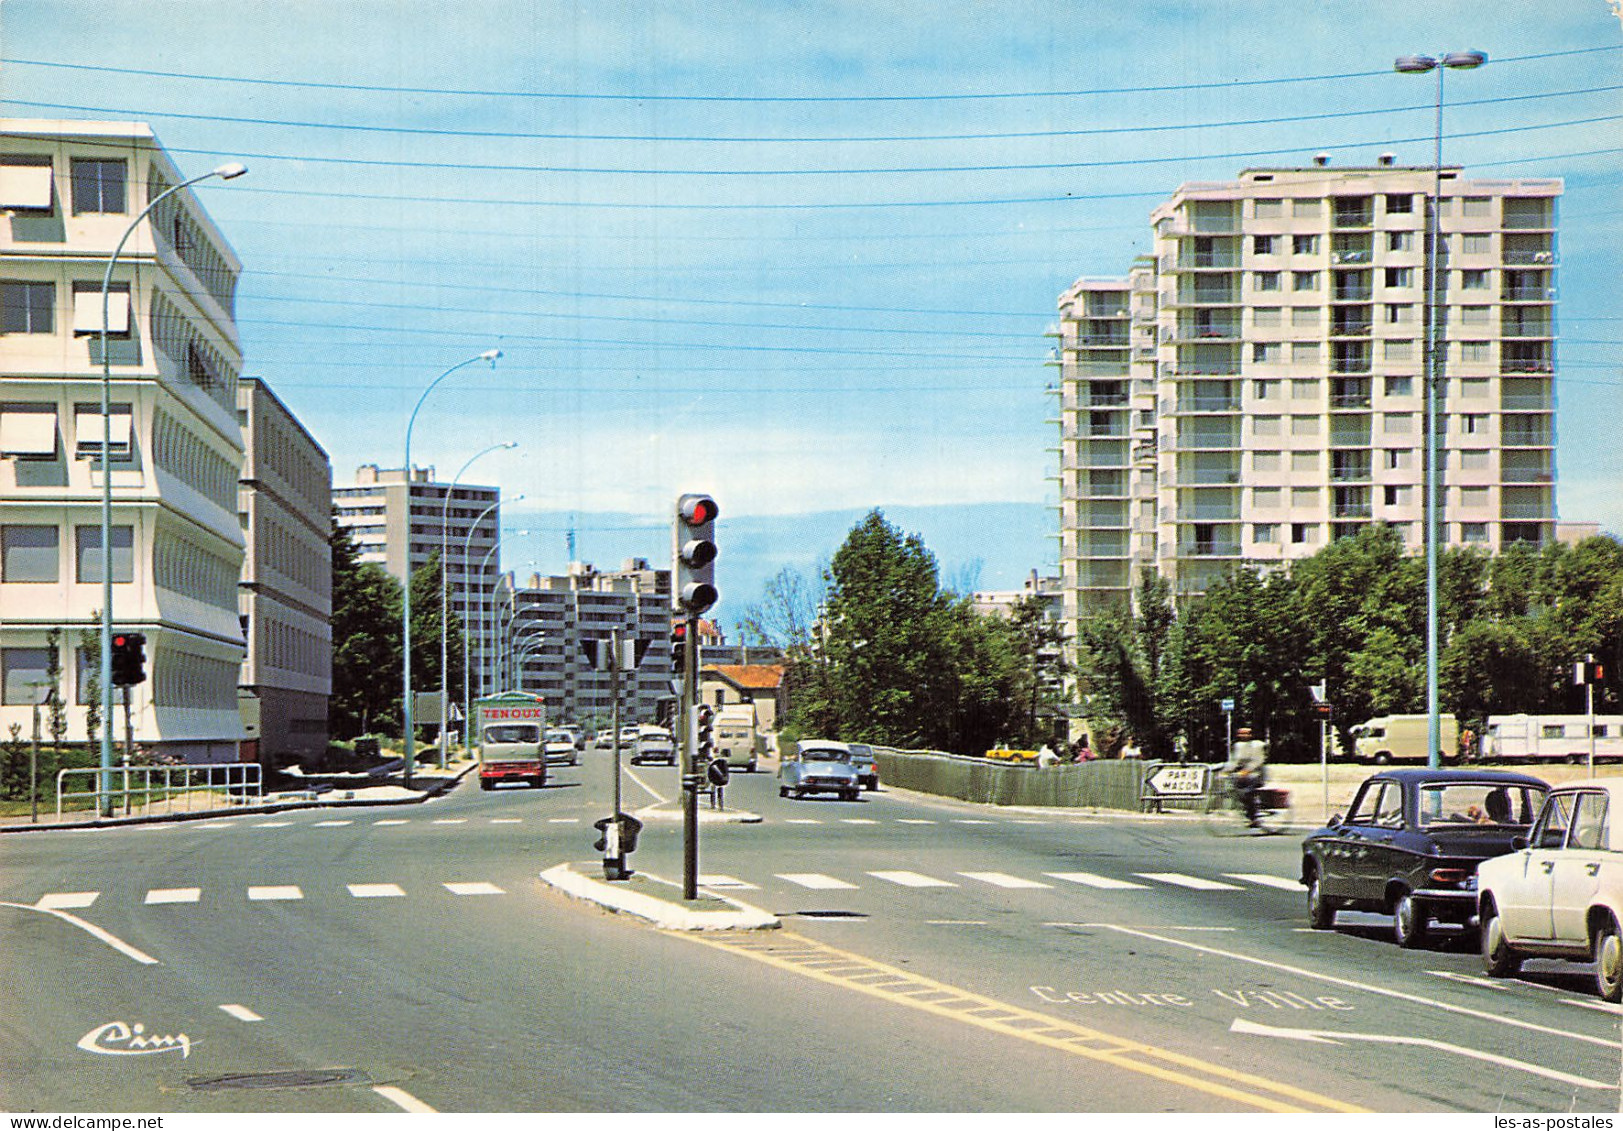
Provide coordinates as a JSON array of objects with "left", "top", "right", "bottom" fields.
[
  {"left": 714, "top": 704, "right": 760, "bottom": 772},
  {"left": 1347, "top": 713, "right": 1460, "bottom": 765},
  {"left": 475, "top": 691, "right": 548, "bottom": 790},
  {"left": 1482, "top": 714, "right": 1623, "bottom": 765}
]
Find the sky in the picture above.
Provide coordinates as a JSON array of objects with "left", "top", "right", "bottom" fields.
[{"left": 2, "top": 1, "right": 1619, "bottom": 625}]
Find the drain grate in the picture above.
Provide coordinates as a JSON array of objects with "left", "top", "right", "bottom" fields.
[{"left": 187, "top": 1068, "right": 367, "bottom": 1092}]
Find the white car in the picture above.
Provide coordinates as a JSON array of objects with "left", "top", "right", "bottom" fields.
[
  {"left": 1478, "top": 777, "right": 1623, "bottom": 1001},
  {"left": 630, "top": 725, "right": 676, "bottom": 766},
  {"left": 542, "top": 728, "right": 580, "bottom": 767}
]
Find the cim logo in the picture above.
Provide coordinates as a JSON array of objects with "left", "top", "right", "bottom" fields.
[{"left": 78, "top": 1021, "right": 192, "bottom": 1058}]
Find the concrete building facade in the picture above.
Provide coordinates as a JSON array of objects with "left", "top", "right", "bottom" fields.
[
  {"left": 237, "top": 377, "right": 331, "bottom": 767},
  {"left": 1053, "top": 159, "right": 1561, "bottom": 642},
  {"left": 1, "top": 121, "right": 248, "bottom": 760}
]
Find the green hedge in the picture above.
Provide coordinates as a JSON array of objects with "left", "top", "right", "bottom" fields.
[{"left": 872, "top": 747, "right": 1144, "bottom": 810}]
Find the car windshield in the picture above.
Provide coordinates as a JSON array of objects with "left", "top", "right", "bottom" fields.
[
  {"left": 485, "top": 725, "right": 538, "bottom": 744},
  {"left": 804, "top": 748, "right": 847, "bottom": 763},
  {"left": 1416, "top": 782, "right": 1546, "bottom": 827}
]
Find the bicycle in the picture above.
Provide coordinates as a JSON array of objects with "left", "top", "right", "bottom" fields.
[{"left": 1202, "top": 773, "right": 1292, "bottom": 835}]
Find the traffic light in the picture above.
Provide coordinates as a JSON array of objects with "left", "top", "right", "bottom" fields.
[
  {"left": 1577, "top": 658, "right": 1608, "bottom": 685},
  {"left": 671, "top": 621, "right": 687, "bottom": 675},
  {"left": 110, "top": 632, "right": 146, "bottom": 687},
  {"left": 696, "top": 704, "right": 715, "bottom": 761},
  {"left": 674, "top": 493, "right": 718, "bottom": 615}
]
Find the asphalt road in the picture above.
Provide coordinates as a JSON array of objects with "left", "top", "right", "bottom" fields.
[{"left": 2, "top": 750, "right": 1620, "bottom": 1113}]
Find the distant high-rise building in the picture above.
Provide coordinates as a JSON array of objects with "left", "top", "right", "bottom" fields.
[{"left": 1053, "top": 159, "right": 1561, "bottom": 644}]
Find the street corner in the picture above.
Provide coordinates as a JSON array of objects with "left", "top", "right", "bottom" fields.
[{"left": 538, "top": 862, "right": 780, "bottom": 931}]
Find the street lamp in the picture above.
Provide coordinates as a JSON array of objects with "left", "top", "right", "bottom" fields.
[
  {"left": 400, "top": 350, "right": 501, "bottom": 787},
  {"left": 438, "top": 441, "right": 516, "bottom": 768},
  {"left": 1394, "top": 49, "right": 1486, "bottom": 769},
  {"left": 473, "top": 531, "right": 529, "bottom": 700},
  {"left": 460, "top": 497, "right": 521, "bottom": 751},
  {"left": 98, "top": 160, "right": 247, "bottom": 810}
]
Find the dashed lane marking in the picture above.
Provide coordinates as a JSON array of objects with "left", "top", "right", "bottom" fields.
[
  {"left": 36, "top": 892, "right": 99, "bottom": 910},
  {"left": 347, "top": 883, "right": 407, "bottom": 899},
  {"left": 490, "top": 818, "right": 522, "bottom": 824},
  {"left": 432, "top": 819, "right": 467, "bottom": 825},
  {"left": 867, "top": 870, "right": 957, "bottom": 888},
  {"left": 784, "top": 818, "right": 822, "bottom": 825},
  {"left": 1045, "top": 872, "right": 1149, "bottom": 890},
  {"left": 197, "top": 822, "right": 236, "bottom": 829},
  {"left": 952, "top": 819, "right": 994, "bottom": 825},
  {"left": 253, "top": 821, "right": 293, "bottom": 829},
  {"left": 144, "top": 888, "right": 201, "bottom": 905},
  {"left": 1225, "top": 873, "right": 1302, "bottom": 891},
  {"left": 698, "top": 874, "right": 759, "bottom": 890},
  {"left": 443, "top": 882, "right": 505, "bottom": 896},
  {"left": 312, "top": 820, "right": 353, "bottom": 827},
  {"left": 959, "top": 871, "right": 1053, "bottom": 890},
  {"left": 219, "top": 1004, "right": 263, "bottom": 1022},
  {"left": 373, "top": 819, "right": 409, "bottom": 826},
  {"left": 685, "top": 930, "right": 1365, "bottom": 1114},
  {"left": 246, "top": 886, "right": 303, "bottom": 901},
  {"left": 895, "top": 819, "right": 937, "bottom": 825},
  {"left": 839, "top": 818, "right": 879, "bottom": 825},
  {"left": 548, "top": 818, "right": 580, "bottom": 824},
  {"left": 777, "top": 873, "right": 860, "bottom": 890},
  {"left": 373, "top": 1085, "right": 437, "bottom": 1114},
  {"left": 1136, "top": 873, "right": 1243, "bottom": 891}
]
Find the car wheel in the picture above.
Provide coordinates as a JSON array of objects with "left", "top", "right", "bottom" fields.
[
  {"left": 779, "top": 786, "right": 789, "bottom": 798},
  {"left": 1393, "top": 891, "right": 1428, "bottom": 948},
  {"left": 1480, "top": 901, "right": 1521, "bottom": 977},
  {"left": 1595, "top": 917, "right": 1623, "bottom": 1003},
  {"left": 480, "top": 778, "right": 494, "bottom": 791},
  {"left": 1306, "top": 870, "right": 1336, "bottom": 930},
  {"left": 843, "top": 790, "right": 858, "bottom": 802}
]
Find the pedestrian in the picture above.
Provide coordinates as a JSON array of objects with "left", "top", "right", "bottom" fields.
[
  {"left": 1036, "top": 743, "right": 1059, "bottom": 768},
  {"left": 706, "top": 755, "right": 730, "bottom": 809}
]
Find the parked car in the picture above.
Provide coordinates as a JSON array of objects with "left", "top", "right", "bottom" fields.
[
  {"left": 543, "top": 728, "right": 580, "bottom": 767},
  {"left": 1300, "top": 768, "right": 1547, "bottom": 947},
  {"left": 845, "top": 743, "right": 880, "bottom": 791},
  {"left": 556, "top": 724, "right": 585, "bottom": 751},
  {"left": 1478, "top": 777, "right": 1623, "bottom": 1001},
  {"left": 630, "top": 725, "right": 676, "bottom": 766},
  {"left": 779, "top": 740, "right": 861, "bottom": 801}
]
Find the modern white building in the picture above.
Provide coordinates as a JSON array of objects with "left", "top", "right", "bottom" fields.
[
  {"left": 1052, "top": 157, "right": 1561, "bottom": 640},
  {"left": 0, "top": 121, "right": 247, "bottom": 760}
]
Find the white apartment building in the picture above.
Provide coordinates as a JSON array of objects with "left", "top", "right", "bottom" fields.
[
  {"left": 331, "top": 463, "right": 501, "bottom": 697},
  {"left": 238, "top": 377, "right": 331, "bottom": 767},
  {"left": 0, "top": 121, "right": 247, "bottom": 760},
  {"left": 1053, "top": 158, "right": 1560, "bottom": 638}
]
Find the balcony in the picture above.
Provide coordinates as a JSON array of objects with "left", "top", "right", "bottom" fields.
[
  {"left": 1330, "top": 393, "right": 1372, "bottom": 409},
  {"left": 1501, "top": 503, "right": 1552, "bottom": 520},
  {"left": 1176, "top": 397, "right": 1241, "bottom": 413},
  {"left": 1502, "top": 359, "right": 1554, "bottom": 375},
  {"left": 1499, "top": 394, "right": 1551, "bottom": 411},
  {"left": 1329, "top": 250, "right": 1372, "bottom": 265},
  {"left": 1503, "top": 249, "right": 1556, "bottom": 266},
  {"left": 1501, "top": 467, "right": 1553, "bottom": 484},
  {"left": 1183, "top": 540, "right": 1242, "bottom": 558},
  {"left": 1329, "top": 319, "right": 1373, "bottom": 338},
  {"left": 1179, "top": 253, "right": 1241, "bottom": 270},
  {"left": 1501, "top": 286, "right": 1555, "bottom": 302},
  {"left": 1332, "top": 284, "right": 1374, "bottom": 302},
  {"left": 1503, "top": 429, "right": 1553, "bottom": 448}
]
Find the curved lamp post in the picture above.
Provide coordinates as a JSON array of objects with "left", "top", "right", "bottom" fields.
[
  {"left": 473, "top": 531, "right": 528, "bottom": 700},
  {"left": 438, "top": 441, "right": 515, "bottom": 767},
  {"left": 98, "top": 160, "right": 247, "bottom": 810},
  {"left": 460, "top": 496, "right": 521, "bottom": 753},
  {"left": 1394, "top": 49, "right": 1486, "bottom": 768},
  {"left": 400, "top": 350, "right": 501, "bottom": 787}
]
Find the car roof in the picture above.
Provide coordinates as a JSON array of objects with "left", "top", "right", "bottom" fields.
[
  {"left": 1367, "top": 768, "right": 1549, "bottom": 787},
  {"left": 1549, "top": 776, "right": 1623, "bottom": 795}
]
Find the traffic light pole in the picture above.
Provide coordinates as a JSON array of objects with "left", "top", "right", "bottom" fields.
[{"left": 681, "top": 612, "right": 700, "bottom": 900}]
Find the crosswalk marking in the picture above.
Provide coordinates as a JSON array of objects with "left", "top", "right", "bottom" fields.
[
  {"left": 1136, "top": 872, "right": 1243, "bottom": 891},
  {"left": 1226, "top": 873, "right": 1301, "bottom": 891},
  {"left": 348, "top": 883, "right": 406, "bottom": 898},
  {"left": 699, "top": 874, "right": 759, "bottom": 890},
  {"left": 1045, "top": 872, "right": 1149, "bottom": 890},
  {"left": 776, "top": 873, "right": 859, "bottom": 890},
  {"left": 953, "top": 819, "right": 994, "bottom": 825},
  {"left": 895, "top": 819, "right": 936, "bottom": 825},
  {"left": 253, "top": 821, "right": 293, "bottom": 829},
  {"left": 839, "top": 818, "right": 878, "bottom": 825},
  {"left": 313, "top": 820, "right": 352, "bottom": 827},
  {"left": 37, "top": 892, "right": 99, "bottom": 910},
  {"left": 443, "top": 882, "right": 505, "bottom": 896},
  {"left": 145, "top": 887, "right": 201, "bottom": 905},
  {"left": 246, "top": 885, "right": 303, "bottom": 901},
  {"left": 489, "top": 818, "right": 522, "bottom": 824},
  {"left": 197, "top": 822, "right": 236, "bottom": 829},
  {"left": 548, "top": 818, "right": 580, "bottom": 825},
  {"left": 868, "top": 870, "right": 957, "bottom": 888},
  {"left": 784, "top": 818, "right": 822, "bottom": 825},
  {"left": 373, "top": 819, "right": 409, "bottom": 826},
  {"left": 959, "top": 871, "right": 1052, "bottom": 889},
  {"left": 219, "top": 1004, "right": 263, "bottom": 1022},
  {"left": 432, "top": 819, "right": 467, "bottom": 825}
]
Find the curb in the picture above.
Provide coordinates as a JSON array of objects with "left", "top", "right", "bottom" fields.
[
  {"left": 632, "top": 802, "right": 763, "bottom": 825},
  {"left": 539, "top": 862, "right": 780, "bottom": 931},
  {"left": 0, "top": 760, "right": 478, "bottom": 834}
]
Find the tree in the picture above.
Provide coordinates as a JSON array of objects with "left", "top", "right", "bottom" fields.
[
  {"left": 330, "top": 519, "right": 403, "bottom": 738},
  {"left": 44, "top": 627, "right": 67, "bottom": 752},
  {"left": 407, "top": 551, "right": 464, "bottom": 702},
  {"left": 78, "top": 626, "right": 101, "bottom": 748}
]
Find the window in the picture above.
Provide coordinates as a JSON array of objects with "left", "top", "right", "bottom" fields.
[
  {"left": 75, "top": 647, "right": 99, "bottom": 705},
  {"left": 1348, "top": 782, "right": 1387, "bottom": 824},
  {"left": 1252, "top": 487, "right": 1282, "bottom": 509},
  {"left": 1384, "top": 375, "right": 1413, "bottom": 397},
  {"left": 1460, "top": 414, "right": 1489, "bottom": 436},
  {"left": 1292, "top": 234, "right": 1319, "bottom": 255},
  {"left": 1253, "top": 307, "right": 1282, "bottom": 327},
  {"left": 1459, "top": 341, "right": 1491, "bottom": 363},
  {"left": 71, "top": 282, "right": 131, "bottom": 335},
  {"left": 1460, "top": 486, "right": 1490, "bottom": 509},
  {"left": 1291, "top": 342, "right": 1320, "bottom": 363},
  {"left": 1254, "top": 271, "right": 1281, "bottom": 292},
  {"left": 1252, "top": 342, "right": 1281, "bottom": 363},
  {"left": 1460, "top": 377, "right": 1490, "bottom": 398},
  {"left": 1384, "top": 267, "right": 1413, "bottom": 288},
  {"left": 74, "top": 405, "right": 133, "bottom": 459},
  {"left": 1384, "top": 448, "right": 1412, "bottom": 470},
  {"left": 1374, "top": 785, "right": 1405, "bottom": 828},
  {"left": 1253, "top": 379, "right": 1279, "bottom": 400},
  {"left": 1461, "top": 233, "right": 1492, "bottom": 255},
  {"left": 1460, "top": 449, "right": 1491, "bottom": 470},
  {"left": 1384, "top": 340, "right": 1414, "bottom": 361},
  {"left": 1460, "top": 305, "right": 1491, "bottom": 325},
  {"left": 1291, "top": 451, "right": 1320, "bottom": 472},
  {"left": 1, "top": 281, "right": 54, "bottom": 333},
  {"left": 1253, "top": 415, "right": 1281, "bottom": 437},
  {"left": 1292, "top": 379, "right": 1318, "bottom": 401},
  {"left": 1293, "top": 271, "right": 1320, "bottom": 292},
  {"left": 0, "top": 405, "right": 58, "bottom": 459},
  {"left": 1461, "top": 196, "right": 1491, "bottom": 218},
  {"left": 1253, "top": 523, "right": 1279, "bottom": 543},
  {"left": 1386, "top": 193, "right": 1415, "bottom": 214},
  {"left": 1254, "top": 198, "right": 1283, "bottom": 219},
  {"left": 74, "top": 525, "right": 134, "bottom": 584},
  {"left": 1292, "top": 198, "right": 1322, "bottom": 218},
  {"left": 1531, "top": 792, "right": 1576, "bottom": 850},
  {"left": 1291, "top": 306, "right": 1321, "bottom": 328},
  {"left": 1292, "top": 485, "right": 1320, "bottom": 507},
  {"left": 1383, "top": 485, "right": 1408, "bottom": 507},
  {"left": 1, "top": 525, "right": 59, "bottom": 582},
  {"left": 1570, "top": 793, "right": 1609, "bottom": 852},
  {"left": 1461, "top": 268, "right": 1490, "bottom": 290},
  {"left": 1385, "top": 304, "right": 1415, "bottom": 324},
  {"left": 1384, "top": 412, "right": 1414, "bottom": 434},
  {"left": 1461, "top": 522, "right": 1489, "bottom": 544},
  {"left": 1291, "top": 522, "right": 1319, "bottom": 545},
  {"left": 0, "top": 155, "right": 54, "bottom": 210},
  {"left": 2, "top": 648, "right": 53, "bottom": 705},
  {"left": 1252, "top": 450, "right": 1281, "bottom": 472},
  {"left": 1386, "top": 231, "right": 1413, "bottom": 252},
  {"left": 69, "top": 158, "right": 126, "bottom": 215},
  {"left": 1253, "top": 235, "right": 1278, "bottom": 255}
]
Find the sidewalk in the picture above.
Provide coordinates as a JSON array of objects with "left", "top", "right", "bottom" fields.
[{"left": 540, "top": 862, "right": 779, "bottom": 930}]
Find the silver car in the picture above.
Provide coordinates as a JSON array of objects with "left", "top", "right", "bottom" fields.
[{"left": 779, "top": 740, "right": 861, "bottom": 801}]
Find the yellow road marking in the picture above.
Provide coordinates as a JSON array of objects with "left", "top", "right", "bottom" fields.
[{"left": 684, "top": 929, "right": 1366, "bottom": 1114}]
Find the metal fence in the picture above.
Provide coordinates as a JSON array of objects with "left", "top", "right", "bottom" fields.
[{"left": 56, "top": 762, "right": 262, "bottom": 822}]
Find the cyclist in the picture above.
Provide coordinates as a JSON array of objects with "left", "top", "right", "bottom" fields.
[{"left": 1223, "top": 726, "right": 1269, "bottom": 828}]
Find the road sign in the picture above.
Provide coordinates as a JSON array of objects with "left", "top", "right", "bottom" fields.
[
  {"left": 1221, "top": 697, "right": 1235, "bottom": 713},
  {"left": 1143, "top": 763, "right": 1208, "bottom": 798}
]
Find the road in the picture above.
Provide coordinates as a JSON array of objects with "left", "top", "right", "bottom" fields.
[{"left": 2, "top": 751, "right": 1620, "bottom": 1113}]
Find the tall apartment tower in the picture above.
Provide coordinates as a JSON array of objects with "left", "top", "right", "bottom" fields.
[
  {"left": 503, "top": 559, "right": 674, "bottom": 727},
  {"left": 1053, "top": 159, "right": 1560, "bottom": 638},
  {"left": 237, "top": 377, "right": 331, "bottom": 767},
  {"left": 331, "top": 463, "right": 501, "bottom": 695},
  {"left": 0, "top": 121, "right": 248, "bottom": 760}
]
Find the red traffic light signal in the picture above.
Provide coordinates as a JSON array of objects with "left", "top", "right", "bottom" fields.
[
  {"left": 110, "top": 632, "right": 147, "bottom": 687},
  {"left": 674, "top": 493, "right": 719, "bottom": 615}
]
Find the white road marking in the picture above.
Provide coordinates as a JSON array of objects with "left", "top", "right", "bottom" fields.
[
  {"left": 373, "top": 1085, "right": 437, "bottom": 1113},
  {"left": 37, "top": 892, "right": 99, "bottom": 910},
  {"left": 622, "top": 765, "right": 668, "bottom": 805},
  {"left": 145, "top": 888, "right": 201, "bottom": 905},
  {"left": 1225, "top": 873, "right": 1302, "bottom": 891},
  {"left": 784, "top": 818, "right": 822, "bottom": 825},
  {"left": 1231, "top": 1017, "right": 1615, "bottom": 1091},
  {"left": 953, "top": 819, "right": 994, "bottom": 825},
  {"left": 443, "top": 882, "right": 505, "bottom": 896},
  {"left": 312, "top": 820, "right": 352, "bottom": 827},
  {"left": 1101, "top": 923, "right": 1623, "bottom": 1051},
  {"left": 373, "top": 819, "right": 409, "bottom": 826},
  {"left": 895, "top": 819, "right": 936, "bottom": 825},
  {"left": 1045, "top": 872, "right": 1148, "bottom": 890},
  {"left": 547, "top": 818, "right": 580, "bottom": 824},
  {"left": 928, "top": 919, "right": 990, "bottom": 925},
  {"left": 348, "top": 883, "right": 406, "bottom": 899},
  {"left": 253, "top": 821, "right": 293, "bottom": 828},
  {"left": 777, "top": 873, "right": 859, "bottom": 890},
  {"left": 1137, "top": 872, "right": 1242, "bottom": 891},
  {"left": 218, "top": 1004, "right": 262, "bottom": 1022},
  {"left": 197, "top": 822, "right": 236, "bottom": 829},
  {"left": 839, "top": 818, "right": 879, "bottom": 825},
  {"left": 489, "top": 818, "right": 522, "bottom": 824},
  {"left": 1562, "top": 998, "right": 1623, "bottom": 1015},
  {"left": 0, "top": 900, "right": 159, "bottom": 965},
  {"left": 699, "top": 874, "right": 759, "bottom": 890},
  {"left": 246, "top": 886, "right": 303, "bottom": 901},
  {"left": 868, "top": 870, "right": 957, "bottom": 888},
  {"left": 432, "top": 818, "right": 467, "bottom": 825},
  {"left": 1045, "top": 922, "right": 1236, "bottom": 931},
  {"left": 959, "top": 871, "right": 1052, "bottom": 889}
]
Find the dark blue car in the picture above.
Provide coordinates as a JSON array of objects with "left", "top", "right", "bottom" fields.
[{"left": 1300, "top": 768, "right": 1548, "bottom": 947}]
